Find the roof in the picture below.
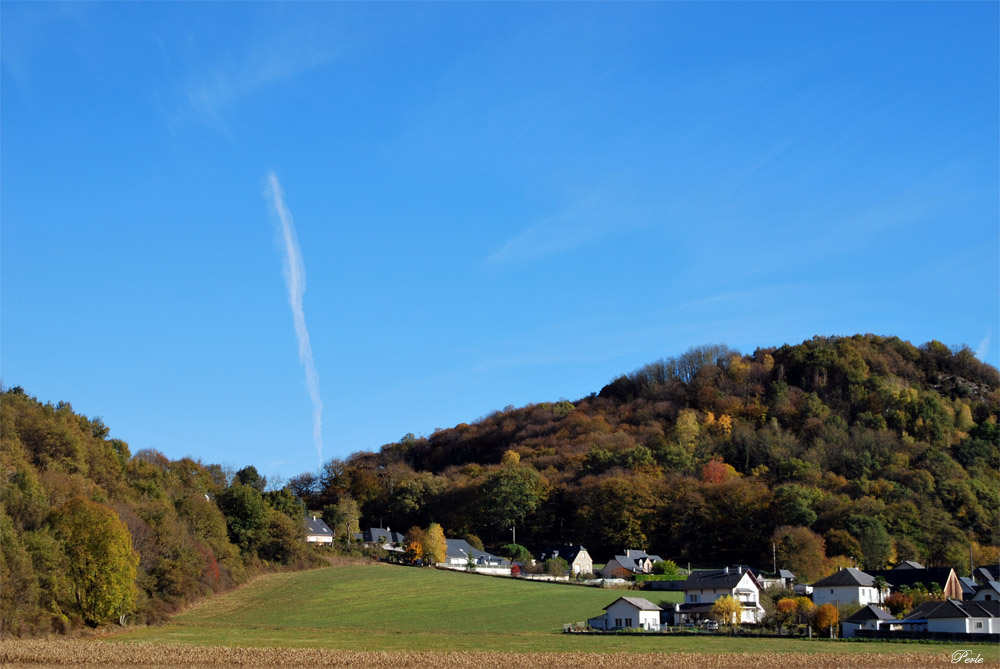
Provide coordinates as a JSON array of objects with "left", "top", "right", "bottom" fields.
[
  {"left": 355, "top": 527, "right": 406, "bottom": 544},
  {"left": 778, "top": 569, "right": 795, "bottom": 580},
  {"left": 892, "top": 561, "right": 925, "bottom": 570},
  {"left": 604, "top": 596, "right": 662, "bottom": 612},
  {"left": 811, "top": 568, "right": 877, "bottom": 588},
  {"left": 844, "top": 605, "right": 896, "bottom": 623},
  {"left": 974, "top": 580, "right": 1000, "bottom": 597},
  {"left": 305, "top": 517, "right": 333, "bottom": 536},
  {"left": 684, "top": 567, "right": 759, "bottom": 591},
  {"left": 444, "top": 538, "right": 510, "bottom": 565},
  {"left": 539, "top": 545, "right": 589, "bottom": 563},
  {"left": 623, "top": 549, "right": 663, "bottom": 562},
  {"left": 902, "top": 599, "right": 1000, "bottom": 621},
  {"left": 975, "top": 566, "right": 999, "bottom": 582},
  {"left": 866, "top": 567, "right": 956, "bottom": 590}
]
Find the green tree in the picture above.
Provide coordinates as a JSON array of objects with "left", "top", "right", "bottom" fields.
[
  {"left": 848, "top": 516, "right": 892, "bottom": 570},
  {"left": 545, "top": 557, "right": 569, "bottom": 576},
  {"left": 480, "top": 461, "right": 543, "bottom": 544},
  {"left": 235, "top": 465, "right": 267, "bottom": 492},
  {"left": 53, "top": 498, "right": 139, "bottom": 625},
  {"left": 651, "top": 559, "right": 680, "bottom": 578},
  {"left": 499, "top": 543, "right": 532, "bottom": 563},
  {"left": 216, "top": 483, "right": 270, "bottom": 553}
]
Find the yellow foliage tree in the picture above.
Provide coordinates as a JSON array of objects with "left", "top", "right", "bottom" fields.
[
  {"left": 423, "top": 522, "right": 447, "bottom": 564},
  {"left": 710, "top": 595, "right": 741, "bottom": 627},
  {"left": 814, "top": 603, "right": 839, "bottom": 636}
]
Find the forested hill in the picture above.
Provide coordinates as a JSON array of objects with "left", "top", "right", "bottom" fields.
[
  {"left": 290, "top": 334, "right": 999, "bottom": 577},
  {"left": 2, "top": 334, "right": 998, "bottom": 637},
  {"left": 0, "top": 387, "right": 323, "bottom": 637}
]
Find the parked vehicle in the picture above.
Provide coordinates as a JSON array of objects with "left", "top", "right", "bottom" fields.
[{"left": 702, "top": 620, "right": 719, "bottom": 631}]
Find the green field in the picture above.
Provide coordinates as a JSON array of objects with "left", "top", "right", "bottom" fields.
[{"left": 110, "top": 564, "right": 974, "bottom": 656}]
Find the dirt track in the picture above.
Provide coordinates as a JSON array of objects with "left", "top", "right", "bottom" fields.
[{"left": 3, "top": 640, "right": 997, "bottom": 668}]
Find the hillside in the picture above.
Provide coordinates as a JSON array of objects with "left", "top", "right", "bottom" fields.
[
  {"left": 0, "top": 388, "right": 323, "bottom": 636},
  {"left": 290, "top": 335, "right": 999, "bottom": 576},
  {"left": 2, "top": 333, "right": 998, "bottom": 638}
]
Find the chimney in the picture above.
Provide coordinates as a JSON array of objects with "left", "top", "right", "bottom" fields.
[
  {"left": 725, "top": 566, "right": 729, "bottom": 574},
  {"left": 738, "top": 566, "right": 743, "bottom": 574}
]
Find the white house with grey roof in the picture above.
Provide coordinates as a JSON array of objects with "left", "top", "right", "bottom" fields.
[
  {"left": 841, "top": 605, "right": 898, "bottom": 638},
  {"left": 439, "top": 539, "right": 511, "bottom": 574},
  {"left": 900, "top": 599, "right": 1000, "bottom": 634},
  {"left": 305, "top": 516, "right": 334, "bottom": 544},
  {"left": 588, "top": 597, "right": 662, "bottom": 631},
  {"left": 677, "top": 566, "right": 764, "bottom": 624},
  {"left": 811, "top": 568, "right": 887, "bottom": 607}
]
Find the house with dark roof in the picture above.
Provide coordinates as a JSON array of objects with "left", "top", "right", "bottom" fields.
[
  {"left": 841, "top": 605, "right": 898, "bottom": 638},
  {"left": 354, "top": 527, "right": 406, "bottom": 547},
  {"left": 900, "top": 599, "right": 1000, "bottom": 634},
  {"left": 442, "top": 538, "right": 510, "bottom": 570},
  {"left": 811, "top": 568, "right": 887, "bottom": 608},
  {"left": 867, "top": 566, "right": 964, "bottom": 600},
  {"left": 588, "top": 596, "right": 662, "bottom": 631},
  {"left": 305, "top": 516, "right": 334, "bottom": 544},
  {"left": 971, "top": 580, "right": 1000, "bottom": 602},
  {"left": 676, "top": 566, "right": 764, "bottom": 625},
  {"left": 600, "top": 549, "right": 663, "bottom": 578},
  {"left": 975, "top": 566, "right": 1000, "bottom": 583},
  {"left": 893, "top": 560, "right": 925, "bottom": 570},
  {"left": 538, "top": 545, "right": 593, "bottom": 575}
]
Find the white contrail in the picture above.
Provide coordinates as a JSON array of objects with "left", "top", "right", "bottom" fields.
[{"left": 265, "top": 172, "right": 324, "bottom": 467}]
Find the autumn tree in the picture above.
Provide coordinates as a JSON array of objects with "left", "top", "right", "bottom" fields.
[
  {"left": 772, "top": 526, "right": 827, "bottom": 583},
  {"left": 710, "top": 595, "right": 741, "bottom": 627},
  {"left": 405, "top": 526, "right": 426, "bottom": 564},
  {"left": 53, "top": 498, "right": 139, "bottom": 625},
  {"left": 775, "top": 598, "right": 797, "bottom": 631},
  {"left": 423, "top": 522, "right": 447, "bottom": 564},
  {"left": 813, "top": 603, "right": 839, "bottom": 637}
]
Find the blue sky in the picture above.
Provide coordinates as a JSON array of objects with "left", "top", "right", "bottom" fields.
[{"left": 3, "top": 2, "right": 997, "bottom": 483}]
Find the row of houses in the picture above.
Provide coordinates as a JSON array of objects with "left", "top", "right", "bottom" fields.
[{"left": 589, "top": 562, "right": 1000, "bottom": 636}]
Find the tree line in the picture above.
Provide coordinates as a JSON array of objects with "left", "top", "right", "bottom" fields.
[{"left": 0, "top": 388, "right": 325, "bottom": 636}]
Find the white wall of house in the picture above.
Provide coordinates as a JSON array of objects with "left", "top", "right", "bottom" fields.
[
  {"left": 812, "top": 585, "right": 883, "bottom": 608},
  {"left": 604, "top": 601, "right": 660, "bottom": 631},
  {"left": 684, "top": 573, "right": 764, "bottom": 624},
  {"left": 306, "top": 534, "right": 333, "bottom": 544}
]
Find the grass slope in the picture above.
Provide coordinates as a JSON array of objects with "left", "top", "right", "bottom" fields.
[{"left": 111, "top": 564, "right": 972, "bottom": 656}]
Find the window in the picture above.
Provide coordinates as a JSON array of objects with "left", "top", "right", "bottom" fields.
[
  {"left": 614, "top": 618, "right": 622, "bottom": 628},
  {"left": 625, "top": 618, "right": 633, "bottom": 627},
  {"left": 830, "top": 589, "right": 834, "bottom": 594},
  {"left": 975, "top": 621, "right": 983, "bottom": 629},
  {"left": 689, "top": 594, "right": 699, "bottom": 603}
]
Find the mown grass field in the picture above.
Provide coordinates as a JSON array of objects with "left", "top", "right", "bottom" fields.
[{"left": 102, "top": 563, "right": 985, "bottom": 660}]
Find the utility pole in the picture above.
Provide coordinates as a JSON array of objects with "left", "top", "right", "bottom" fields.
[{"left": 772, "top": 542, "right": 777, "bottom": 575}]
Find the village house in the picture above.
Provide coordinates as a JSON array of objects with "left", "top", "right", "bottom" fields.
[
  {"left": 970, "top": 580, "right": 1000, "bottom": 602},
  {"left": 588, "top": 596, "right": 662, "bottom": 631},
  {"left": 676, "top": 566, "right": 765, "bottom": 625},
  {"left": 810, "top": 568, "right": 887, "bottom": 608},
  {"left": 900, "top": 599, "right": 1000, "bottom": 635},
  {"left": 840, "top": 605, "right": 898, "bottom": 638},
  {"left": 441, "top": 538, "right": 511, "bottom": 572},
  {"left": 600, "top": 549, "right": 663, "bottom": 578},
  {"left": 304, "top": 516, "right": 334, "bottom": 544},
  {"left": 353, "top": 527, "right": 406, "bottom": 549},
  {"left": 538, "top": 545, "right": 593, "bottom": 575}
]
